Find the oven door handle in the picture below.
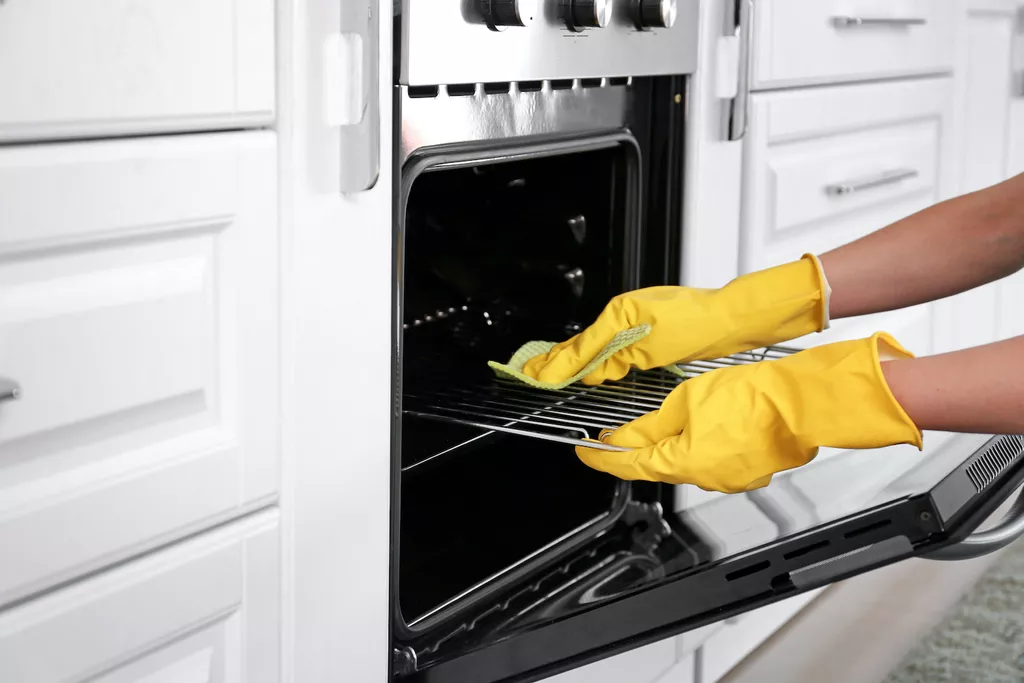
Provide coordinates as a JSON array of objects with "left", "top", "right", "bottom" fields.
[
  {"left": 722, "top": 0, "right": 754, "bottom": 141},
  {"left": 925, "top": 485, "right": 1024, "bottom": 561}
]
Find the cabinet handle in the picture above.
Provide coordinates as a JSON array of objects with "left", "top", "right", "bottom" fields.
[
  {"left": 0, "top": 378, "right": 20, "bottom": 403},
  {"left": 824, "top": 168, "right": 919, "bottom": 196},
  {"left": 832, "top": 16, "right": 927, "bottom": 28},
  {"left": 335, "top": 1, "right": 380, "bottom": 193},
  {"left": 926, "top": 483, "right": 1024, "bottom": 561},
  {"left": 722, "top": 0, "right": 754, "bottom": 141}
]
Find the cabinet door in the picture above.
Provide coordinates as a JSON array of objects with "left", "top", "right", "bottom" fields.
[
  {"left": 0, "top": 0, "right": 274, "bottom": 142},
  {"left": 934, "top": 0, "right": 1019, "bottom": 354},
  {"left": 699, "top": 590, "right": 823, "bottom": 683},
  {"left": 0, "top": 511, "right": 279, "bottom": 683},
  {"left": 0, "top": 132, "right": 280, "bottom": 607}
]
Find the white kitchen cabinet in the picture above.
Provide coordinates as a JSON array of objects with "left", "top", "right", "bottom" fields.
[
  {"left": 933, "top": 0, "right": 1020, "bottom": 354},
  {"left": 0, "top": 510, "right": 279, "bottom": 683},
  {"left": 740, "top": 77, "right": 953, "bottom": 356},
  {"left": 0, "top": 0, "right": 275, "bottom": 143},
  {"left": 0, "top": 132, "right": 280, "bottom": 608},
  {"left": 698, "top": 590, "right": 824, "bottom": 683},
  {"left": 740, "top": 77, "right": 952, "bottom": 277},
  {"left": 752, "top": 0, "right": 955, "bottom": 90}
]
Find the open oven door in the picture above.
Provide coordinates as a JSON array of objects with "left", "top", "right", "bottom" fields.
[{"left": 395, "top": 429, "right": 1024, "bottom": 683}]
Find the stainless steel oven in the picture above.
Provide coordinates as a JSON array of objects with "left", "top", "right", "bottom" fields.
[{"left": 390, "top": 2, "right": 1024, "bottom": 682}]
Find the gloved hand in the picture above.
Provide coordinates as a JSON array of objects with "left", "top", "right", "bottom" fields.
[
  {"left": 521, "top": 254, "right": 830, "bottom": 386},
  {"left": 575, "top": 332, "right": 923, "bottom": 493}
]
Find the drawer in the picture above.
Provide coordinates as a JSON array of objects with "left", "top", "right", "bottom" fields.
[
  {"left": 0, "top": 511, "right": 279, "bottom": 683},
  {"left": 700, "top": 589, "right": 824, "bottom": 683},
  {"left": 0, "top": 0, "right": 274, "bottom": 142},
  {"left": 752, "top": 0, "right": 955, "bottom": 89},
  {"left": 740, "top": 78, "right": 951, "bottom": 275},
  {"left": 0, "top": 132, "right": 280, "bottom": 607}
]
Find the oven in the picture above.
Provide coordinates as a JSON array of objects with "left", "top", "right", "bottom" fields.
[{"left": 389, "top": 2, "right": 1024, "bottom": 682}]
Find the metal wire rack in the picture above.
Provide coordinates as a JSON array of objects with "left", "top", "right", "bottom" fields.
[{"left": 403, "top": 346, "right": 798, "bottom": 452}]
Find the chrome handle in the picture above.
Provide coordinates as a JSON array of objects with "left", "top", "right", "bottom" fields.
[
  {"left": 832, "top": 16, "right": 927, "bottom": 28},
  {"left": 722, "top": 0, "right": 754, "bottom": 141},
  {"left": 337, "top": 0, "right": 380, "bottom": 192},
  {"left": 824, "top": 168, "right": 919, "bottom": 197},
  {"left": 926, "top": 486, "right": 1024, "bottom": 561},
  {"left": 0, "top": 378, "right": 20, "bottom": 403}
]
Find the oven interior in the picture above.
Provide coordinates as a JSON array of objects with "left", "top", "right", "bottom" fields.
[{"left": 396, "top": 141, "right": 643, "bottom": 636}]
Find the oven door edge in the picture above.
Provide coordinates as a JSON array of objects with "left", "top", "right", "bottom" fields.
[{"left": 400, "top": 434, "right": 1024, "bottom": 683}]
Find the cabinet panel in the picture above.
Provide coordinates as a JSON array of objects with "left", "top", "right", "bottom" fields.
[
  {"left": 0, "top": 511, "right": 279, "bottom": 683},
  {"left": 699, "top": 590, "right": 824, "bottom": 683},
  {"left": 741, "top": 79, "right": 951, "bottom": 276},
  {"left": 753, "top": 0, "right": 954, "bottom": 89},
  {"left": 0, "top": 0, "right": 275, "bottom": 142},
  {"left": 0, "top": 133, "right": 280, "bottom": 607},
  {"left": 957, "top": 6, "right": 1015, "bottom": 193}
]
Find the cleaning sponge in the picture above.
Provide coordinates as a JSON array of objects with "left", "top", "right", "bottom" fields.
[{"left": 488, "top": 324, "right": 657, "bottom": 390}]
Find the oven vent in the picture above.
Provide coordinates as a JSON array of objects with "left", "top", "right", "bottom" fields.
[
  {"left": 403, "top": 346, "right": 798, "bottom": 452},
  {"left": 408, "top": 77, "right": 631, "bottom": 100},
  {"left": 965, "top": 435, "right": 1024, "bottom": 492},
  {"left": 446, "top": 83, "right": 477, "bottom": 97},
  {"left": 408, "top": 85, "right": 440, "bottom": 99}
]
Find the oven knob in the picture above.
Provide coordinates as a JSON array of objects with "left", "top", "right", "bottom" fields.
[
  {"left": 633, "top": 0, "right": 677, "bottom": 29},
  {"left": 480, "top": 0, "right": 537, "bottom": 28},
  {"left": 565, "top": 0, "right": 613, "bottom": 31}
]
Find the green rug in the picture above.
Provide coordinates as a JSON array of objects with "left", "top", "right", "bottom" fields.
[{"left": 884, "top": 540, "right": 1024, "bottom": 683}]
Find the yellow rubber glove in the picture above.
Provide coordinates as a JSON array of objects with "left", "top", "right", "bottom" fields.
[
  {"left": 575, "top": 332, "right": 923, "bottom": 494},
  {"left": 521, "top": 254, "right": 830, "bottom": 386}
]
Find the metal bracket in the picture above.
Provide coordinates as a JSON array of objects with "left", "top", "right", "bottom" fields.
[{"left": 624, "top": 500, "right": 672, "bottom": 552}]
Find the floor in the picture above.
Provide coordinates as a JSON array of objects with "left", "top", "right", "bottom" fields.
[
  {"left": 884, "top": 538, "right": 1024, "bottom": 683},
  {"left": 718, "top": 548, "right": 1007, "bottom": 683}
]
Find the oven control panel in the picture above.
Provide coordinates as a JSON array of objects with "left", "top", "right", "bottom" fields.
[{"left": 397, "top": 0, "right": 698, "bottom": 86}]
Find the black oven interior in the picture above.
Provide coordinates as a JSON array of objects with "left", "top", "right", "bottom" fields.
[{"left": 396, "top": 141, "right": 641, "bottom": 635}]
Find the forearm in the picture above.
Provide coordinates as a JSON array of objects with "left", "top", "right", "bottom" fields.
[
  {"left": 881, "top": 335, "right": 1024, "bottom": 435},
  {"left": 819, "top": 173, "right": 1024, "bottom": 319}
]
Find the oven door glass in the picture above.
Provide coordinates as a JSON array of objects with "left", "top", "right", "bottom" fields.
[{"left": 398, "top": 432, "right": 1024, "bottom": 683}]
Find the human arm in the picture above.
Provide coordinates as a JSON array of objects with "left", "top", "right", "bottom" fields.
[
  {"left": 575, "top": 334, "right": 1024, "bottom": 493},
  {"left": 882, "top": 335, "right": 1024, "bottom": 435},
  {"left": 820, "top": 172, "right": 1024, "bottom": 319}
]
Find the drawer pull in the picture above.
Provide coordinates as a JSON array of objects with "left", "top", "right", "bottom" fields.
[
  {"left": 832, "top": 16, "right": 927, "bottom": 28},
  {"left": 0, "top": 377, "right": 21, "bottom": 403},
  {"left": 824, "top": 168, "right": 919, "bottom": 196}
]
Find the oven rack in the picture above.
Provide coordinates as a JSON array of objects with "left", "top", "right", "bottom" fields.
[{"left": 403, "top": 346, "right": 798, "bottom": 453}]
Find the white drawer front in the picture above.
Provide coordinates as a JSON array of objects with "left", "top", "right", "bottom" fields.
[
  {"left": 0, "top": 132, "right": 279, "bottom": 607},
  {"left": 0, "top": 511, "right": 279, "bottom": 683},
  {"left": 0, "top": 0, "right": 274, "bottom": 142},
  {"left": 741, "top": 79, "right": 950, "bottom": 275},
  {"left": 739, "top": 78, "right": 948, "bottom": 358},
  {"left": 752, "top": 0, "right": 955, "bottom": 89},
  {"left": 699, "top": 590, "right": 823, "bottom": 683}
]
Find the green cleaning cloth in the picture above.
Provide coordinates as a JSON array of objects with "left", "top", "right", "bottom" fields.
[{"left": 488, "top": 324, "right": 690, "bottom": 390}]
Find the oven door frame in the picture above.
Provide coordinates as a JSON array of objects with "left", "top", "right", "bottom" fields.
[
  {"left": 398, "top": 434, "right": 1024, "bottom": 683},
  {"left": 390, "top": 127, "right": 650, "bottom": 639}
]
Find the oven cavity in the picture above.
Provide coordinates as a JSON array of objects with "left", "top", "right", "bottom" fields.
[{"left": 396, "top": 142, "right": 639, "bottom": 635}]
